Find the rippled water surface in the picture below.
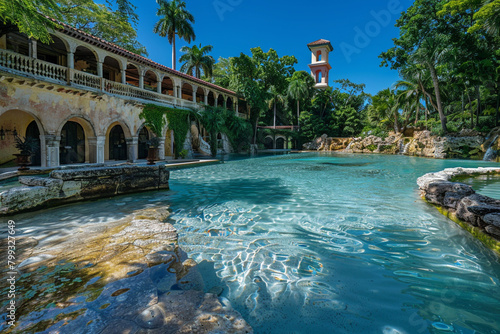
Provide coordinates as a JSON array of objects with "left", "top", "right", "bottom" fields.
[
  {"left": 3, "top": 153, "right": 500, "bottom": 333},
  {"left": 167, "top": 153, "right": 500, "bottom": 334}
]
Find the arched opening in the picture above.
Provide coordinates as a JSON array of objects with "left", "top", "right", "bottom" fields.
[
  {"left": 217, "top": 94, "right": 224, "bottom": 107},
  {"left": 60, "top": 121, "right": 85, "bottom": 164},
  {"left": 276, "top": 137, "right": 285, "bottom": 150},
  {"left": 161, "top": 76, "right": 174, "bottom": 96},
  {"left": 4, "top": 31, "right": 29, "bottom": 56},
  {"left": 126, "top": 63, "right": 140, "bottom": 87},
  {"left": 38, "top": 34, "right": 67, "bottom": 66},
  {"left": 195, "top": 87, "right": 204, "bottom": 103},
  {"left": 108, "top": 125, "right": 127, "bottom": 160},
  {"left": 138, "top": 126, "right": 150, "bottom": 159},
  {"left": 0, "top": 110, "right": 43, "bottom": 166},
  {"left": 264, "top": 136, "right": 273, "bottom": 149},
  {"left": 74, "top": 45, "right": 98, "bottom": 75},
  {"left": 226, "top": 97, "right": 233, "bottom": 111},
  {"left": 26, "top": 121, "right": 41, "bottom": 166},
  {"left": 317, "top": 50, "right": 322, "bottom": 62},
  {"left": 103, "top": 56, "right": 121, "bottom": 82},
  {"left": 207, "top": 91, "right": 215, "bottom": 106},
  {"left": 316, "top": 70, "right": 322, "bottom": 84},
  {"left": 144, "top": 70, "right": 158, "bottom": 92},
  {"left": 181, "top": 83, "right": 194, "bottom": 101}
]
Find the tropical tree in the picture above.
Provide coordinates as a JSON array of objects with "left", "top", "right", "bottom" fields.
[
  {"left": 179, "top": 44, "right": 215, "bottom": 78},
  {"left": 288, "top": 73, "right": 311, "bottom": 127},
  {"left": 200, "top": 106, "right": 225, "bottom": 157},
  {"left": 154, "top": 0, "right": 195, "bottom": 71},
  {"left": 267, "top": 85, "right": 287, "bottom": 128},
  {"left": 367, "top": 88, "right": 401, "bottom": 133}
]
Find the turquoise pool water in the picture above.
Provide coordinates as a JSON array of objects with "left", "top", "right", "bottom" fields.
[
  {"left": 3, "top": 153, "right": 500, "bottom": 333},
  {"left": 459, "top": 174, "right": 500, "bottom": 200}
]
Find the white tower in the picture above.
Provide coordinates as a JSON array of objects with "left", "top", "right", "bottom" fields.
[{"left": 307, "top": 39, "right": 333, "bottom": 89}]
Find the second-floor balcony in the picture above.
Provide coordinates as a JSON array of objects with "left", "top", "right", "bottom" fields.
[{"left": 0, "top": 26, "right": 247, "bottom": 114}]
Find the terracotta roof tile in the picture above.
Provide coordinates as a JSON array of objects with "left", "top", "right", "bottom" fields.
[{"left": 307, "top": 39, "right": 333, "bottom": 51}]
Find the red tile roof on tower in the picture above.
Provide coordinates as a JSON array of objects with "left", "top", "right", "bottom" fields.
[
  {"left": 307, "top": 39, "right": 333, "bottom": 52},
  {"left": 45, "top": 17, "right": 238, "bottom": 96}
]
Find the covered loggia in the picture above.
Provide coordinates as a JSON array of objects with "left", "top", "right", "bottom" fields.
[
  {"left": 2, "top": 31, "right": 29, "bottom": 56},
  {"left": 125, "top": 63, "right": 140, "bottom": 87},
  {"left": 181, "top": 83, "right": 194, "bottom": 101},
  {"left": 217, "top": 94, "right": 224, "bottom": 108},
  {"left": 143, "top": 70, "right": 158, "bottom": 91},
  {"left": 207, "top": 91, "right": 216, "bottom": 106},
  {"left": 226, "top": 97, "right": 233, "bottom": 111},
  {"left": 74, "top": 45, "right": 98, "bottom": 75},
  {"left": 195, "top": 87, "right": 204, "bottom": 103},
  {"left": 0, "top": 110, "right": 43, "bottom": 166},
  {"left": 161, "top": 76, "right": 174, "bottom": 96},
  {"left": 37, "top": 34, "right": 68, "bottom": 66},
  {"left": 102, "top": 56, "right": 122, "bottom": 82}
]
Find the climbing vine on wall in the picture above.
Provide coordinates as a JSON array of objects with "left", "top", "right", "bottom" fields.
[{"left": 141, "top": 104, "right": 193, "bottom": 158}]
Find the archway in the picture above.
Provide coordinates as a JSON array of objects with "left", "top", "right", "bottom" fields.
[
  {"left": 126, "top": 63, "right": 140, "bottom": 87},
  {"left": 316, "top": 70, "right": 322, "bottom": 84},
  {"left": 217, "top": 94, "right": 224, "bottom": 108},
  {"left": 38, "top": 34, "right": 68, "bottom": 66},
  {"left": 108, "top": 125, "right": 127, "bottom": 160},
  {"left": 207, "top": 91, "right": 216, "bottom": 106},
  {"left": 181, "top": 83, "right": 194, "bottom": 101},
  {"left": 74, "top": 45, "right": 98, "bottom": 75},
  {"left": 195, "top": 87, "right": 204, "bottom": 103},
  {"left": 226, "top": 97, "right": 233, "bottom": 111},
  {"left": 4, "top": 31, "right": 29, "bottom": 56},
  {"left": 144, "top": 70, "right": 158, "bottom": 91},
  {"left": 276, "top": 137, "right": 285, "bottom": 150},
  {"left": 161, "top": 76, "right": 174, "bottom": 96},
  {"left": 103, "top": 56, "right": 121, "bottom": 82},
  {"left": 60, "top": 121, "right": 85, "bottom": 164},
  {"left": 138, "top": 126, "right": 150, "bottom": 159},
  {"left": 264, "top": 136, "right": 273, "bottom": 149},
  {"left": 317, "top": 50, "right": 322, "bottom": 62},
  {"left": 0, "top": 110, "right": 44, "bottom": 166},
  {"left": 26, "top": 121, "right": 41, "bottom": 166}
]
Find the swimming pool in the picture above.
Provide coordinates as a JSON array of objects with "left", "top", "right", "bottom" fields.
[{"left": 3, "top": 153, "right": 500, "bottom": 333}]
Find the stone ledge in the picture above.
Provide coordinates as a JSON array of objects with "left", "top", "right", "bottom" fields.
[
  {"left": 417, "top": 167, "right": 500, "bottom": 254},
  {"left": 0, "top": 165, "right": 170, "bottom": 215}
]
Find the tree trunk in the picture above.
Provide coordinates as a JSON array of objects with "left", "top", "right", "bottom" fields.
[
  {"left": 414, "top": 97, "right": 419, "bottom": 126},
  {"left": 273, "top": 100, "right": 276, "bottom": 129},
  {"left": 496, "top": 86, "right": 500, "bottom": 127},
  {"left": 427, "top": 62, "right": 447, "bottom": 133},
  {"left": 465, "top": 87, "right": 473, "bottom": 128},
  {"left": 297, "top": 100, "right": 300, "bottom": 127},
  {"left": 476, "top": 85, "right": 481, "bottom": 128},
  {"left": 172, "top": 35, "right": 176, "bottom": 71}
]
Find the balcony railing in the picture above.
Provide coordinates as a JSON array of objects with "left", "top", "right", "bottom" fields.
[{"left": 0, "top": 49, "right": 202, "bottom": 110}]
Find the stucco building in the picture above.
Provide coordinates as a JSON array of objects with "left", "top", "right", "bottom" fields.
[{"left": 0, "top": 20, "right": 246, "bottom": 167}]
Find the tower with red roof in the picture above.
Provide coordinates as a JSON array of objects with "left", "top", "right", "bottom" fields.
[{"left": 307, "top": 39, "right": 333, "bottom": 89}]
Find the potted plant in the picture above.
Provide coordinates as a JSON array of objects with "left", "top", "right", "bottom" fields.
[
  {"left": 13, "top": 135, "right": 39, "bottom": 171},
  {"left": 146, "top": 136, "right": 161, "bottom": 165}
]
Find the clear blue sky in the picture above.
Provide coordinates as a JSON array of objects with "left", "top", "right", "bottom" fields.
[{"left": 123, "top": 0, "right": 413, "bottom": 95}]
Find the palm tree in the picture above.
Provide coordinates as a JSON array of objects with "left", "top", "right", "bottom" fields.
[
  {"left": 368, "top": 88, "right": 401, "bottom": 133},
  {"left": 154, "top": 0, "right": 195, "bottom": 71},
  {"left": 200, "top": 106, "right": 225, "bottom": 157},
  {"left": 267, "top": 85, "right": 286, "bottom": 128},
  {"left": 287, "top": 78, "right": 310, "bottom": 127},
  {"left": 179, "top": 44, "right": 215, "bottom": 78}
]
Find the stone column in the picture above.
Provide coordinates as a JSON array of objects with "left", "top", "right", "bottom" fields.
[
  {"left": 139, "top": 73, "right": 144, "bottom": 90},
  {"left": 43, "top": 135, "right": 60, "bottom": 167},
  {"left": 97, "top": 61, "right": 103, "bottom": 78},
  {"left": 126, "top": 137, "right": 138, "bottom": 163},
  {"left": 223, "top": 96, "right": 227, "bottom": 110},
  {"left": 67, "top": 52, "right": 74, "bottom": 69},
  {"left": 173, "top": 85, "right": 178, "bottom": 98},
  {"left": 29, "top": 39, "right": 37, "bottom": 59},
  {"left": 192, "top": 85, "right": 198, "bottom": 102},
  {"left": 235, "top": 100, "right": 239, "bottom": 116},
  {"left": 88, "top": 136, "right": 105, "bottom": 164},
  {"left": 121, "top": 70, "right": 127, "bottom": 84},
  {"left": 157, "top": 137, "right": 166, "bottom": 160},
  {"left": 204, "top": 92, "right": 209, "bottom": 105},
  {"left": 157, "top": 79, "right": 162, "bottom": 94}
]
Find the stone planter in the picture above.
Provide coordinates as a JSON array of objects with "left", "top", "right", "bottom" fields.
[
  {"left": 147, "top": 147, "right": 159, "bottom": 165},
  {"left": 13, "top": 153, "right": 31, "bottom": 171}
]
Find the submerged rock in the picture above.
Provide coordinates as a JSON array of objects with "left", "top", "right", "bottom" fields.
[{"left": 0, "top": 207, "right": 253, "bottom": 333}]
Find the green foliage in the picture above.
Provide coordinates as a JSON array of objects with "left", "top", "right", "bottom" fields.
[
  {"left": 0, "top": 0, "right": 61, "bottom": 44},
  {"left": 178, "top": 149, "right": 188, "bottom": 159},
  {"left": 141, "top": 104, "right": 192, "bottom": 159},
  {"left": 366, "top": 144, "right": 377, "bottom": 152},
  {"left": 180, "top": 44, "right": 215, "bottom": 78},
  {"left": 199, "top": 106, "right": 225, "bottom": 157},
  {"left": 49, "top": 0, "right": 147, "bottom": 55},
  {"left": 14, "top": 135, "right": 39, "bottom": 155}
]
